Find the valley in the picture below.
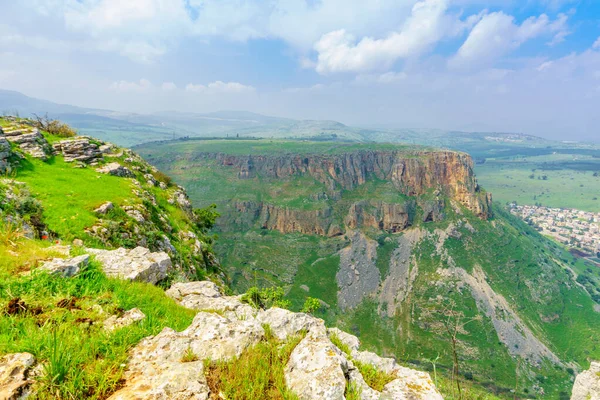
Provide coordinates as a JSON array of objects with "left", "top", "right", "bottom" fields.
[{"left": 138, "top": 138, "right": 600, "bottom": 399}]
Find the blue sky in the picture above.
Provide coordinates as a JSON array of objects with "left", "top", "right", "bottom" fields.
[{"left": 0, "top": 0, "right": 599, "bottom": 140}]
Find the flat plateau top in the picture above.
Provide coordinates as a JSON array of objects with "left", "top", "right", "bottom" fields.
[{"left": 136, "top": 139, "right": 438, "bottom": 156}]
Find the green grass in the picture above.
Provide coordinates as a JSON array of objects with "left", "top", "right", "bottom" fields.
[
  {"left": 204, "top": 325, "right": 303, "bottom": 400},
  {"left": 15, "top": 157, "right": 134, "bottom": 240},
  {"left": 0, "top": 249, "right": 196, "bottom": 399},
  {"left": 137, "top": 139, "right": 426, "bottom": 157},
  {"left": 476, "top": 155, "right": 600, "bottom": 212},
  {"left": 353, "top": 360, "right": 395, "bottom": 391}
]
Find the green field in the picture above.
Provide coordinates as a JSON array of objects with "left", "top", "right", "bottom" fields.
[{"left": 475, "top": 154, "right": 600, "bottom": 212}]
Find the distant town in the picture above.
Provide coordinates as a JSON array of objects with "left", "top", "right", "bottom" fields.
[{"left": 510, "top": 204, "right": 600, "bottom": 259}]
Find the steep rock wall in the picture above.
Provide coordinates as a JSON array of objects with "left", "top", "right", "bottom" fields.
[{"left": 197, "top": 150, "right": 492, "bottom": 219}]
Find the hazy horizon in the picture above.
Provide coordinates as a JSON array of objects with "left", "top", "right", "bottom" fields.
[{"left": 1, "top": 1, "right": 600, "bottom": 141}]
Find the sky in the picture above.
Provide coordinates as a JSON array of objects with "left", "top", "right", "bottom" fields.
[{"left": 0, "top": 0, "right": 599, "bottom": 140}]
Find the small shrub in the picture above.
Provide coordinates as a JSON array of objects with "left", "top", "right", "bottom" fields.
[
  {"left": 241, "top": 286, "right": 291, "bottom": 310},
  {"left": 301, "top": 297, "right": 321, "bottom": 314},
  {"left": 33, "top": 115, "right": 77, "bottom": 138},
  {"left": 345, "top": 381, "right": 362, "bottom": 400},
  {"left": 151, "top": 170, "right": 172, "bottom": 186}
]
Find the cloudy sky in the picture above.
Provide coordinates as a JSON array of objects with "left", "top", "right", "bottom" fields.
[{"left": 1, "top": 0, "right": 599, "bottom": 140}]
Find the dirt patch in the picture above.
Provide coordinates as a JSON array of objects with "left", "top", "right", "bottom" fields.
[
  {"left": 56, "top": 297, "right": 80, "bottom": 310},
  {"left": 5, "top": 297, "right": 43, "bottom": 316}
]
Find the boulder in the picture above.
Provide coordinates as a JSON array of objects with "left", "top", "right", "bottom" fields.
[
  {"left": 256, "top": 307, "right": 323, "bottom": 341},
  {"left": 0, "top": 136, "right": 11, "bottom": 173},
  {"left": 572, "top": 361, "right": 600, "bottom": 400},
  {"left": 96, "top": 162, "right": 134, "bottom": 178},
  {"left": 87, "top": 246, "right": 171, "bottom": 284},
  {"left": 347, "top": 362, "right": 381, "bottom": 400},
  {"left": 285, "top": 327, "right": 348, "bottom": 400},
  {"left": 166, "top": 281, "right": 254, "bottom": 320},
  {"left": 94, "top": 201, "right": 114, "bottom": 214},
  {"left": 53, "top": 138, "right": 103, "bottom": 164},
  {"left": 0, "top": 352, "right": 36, "bottom": 399},
  {"left": 103, "top": 308, "right": 146, "bottom": 332},
  {"left": 109, "top": 312, "right": 264, "bottom": 399},
  {"left": 381, "top": 368, "right": 443, "bottom": 400},
  {"left": 39, "top": 254, "right": 90, "bottom": 277}
]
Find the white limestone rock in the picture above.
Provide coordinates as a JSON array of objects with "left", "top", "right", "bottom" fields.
[
  {"left": 96, "top": 162, "right": 134, "bottom": 178},
  {"left": 109, "top": 312, "right": 264, "bottom": 399},
  {"left": 257, "top": 307, "right": 323, "bottom": 341},
  {"left": 0, "top": 352, "right": 36, "bottom": 400},
  {"left": 87, "top": 246, "right": 171, "bottom": 284},
  {"left": 103, "top": 308, "right": 146, "bottom": 332},
  {"left": 166, "top": 281, "right": 254, "bottom": 320},
  {"left": 94, "top": 201, "right": 114, "bottom": 214},
  {"left": 54, "top": 138, "right": 103, "bottom": 164},
  {"left": 285, "top": 327, "right": 348, "bottom": 400},
  {"left": 572, "top": 361, "right": 600, "bottom": 400},
  {"left": 39, "top": 254, "right": 90, "bottom": 277}
]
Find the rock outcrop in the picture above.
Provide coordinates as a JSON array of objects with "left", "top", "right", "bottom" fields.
[
  {"left": 114, "top": 280, "right": 443, "bottom": 399},
  {"left": 39, "top": 254, "right": 90, "bottom": 277},
  {"left": 197, "top": 150, "right": 492, "bottom": 219},
  {"left": 53, "top": 137, "right": 103, "bottom": 164},
  {"left": 87, "top": 246, "right": 172, "bottom": 284},
  {"left": 572, "top": 361, "right": 600, "bottom": 400},
  {"left": 96, "top": 162, "right": 135, "bottom": 178},
  {"left": 0, "top": 352, "right": 36, "bottom": 399},
  {"left": 103, "top": 308, "right": 146, "bottom": 332},
  {"left": 2, "top": 125, "right": 51, "bottom": 160}
]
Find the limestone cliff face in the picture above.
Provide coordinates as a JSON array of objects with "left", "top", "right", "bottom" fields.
[
  {"left": 200, "top": 149, "right": 491, "bottom": 218},
  {"left": 206, "top": 149, "right": 491, "bottom": 236}
]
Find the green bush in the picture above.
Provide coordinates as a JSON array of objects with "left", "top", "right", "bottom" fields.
[
  {"left": 241, "top": 286, "right": 291, "bottom": 310},
  {"left": 301, "top": 297, "right": 321, "bottom": 314}
]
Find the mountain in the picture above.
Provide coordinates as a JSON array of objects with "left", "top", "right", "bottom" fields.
[{"left": 137, "top": 138, "right": 600, "bottom": 399}]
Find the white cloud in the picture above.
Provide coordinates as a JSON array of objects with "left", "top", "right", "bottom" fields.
[
  {"left": 354, "top": 72, "right": 408, "bottom": 85},
  {"left": 313, "top": 0, "right": 472, "bottom": 74},
  {"left": 161, "top": 82, "right": 177, "bottom": 91},
  {"left": 108, "top": 79, "right": 153, "bottom": 92},
  {"left": 449, "top": 11, "right": 569, "bottom": 70},
  {"left": 537, "top": 61, "right": 554, "bottom": 71},
  {"left": 284, "top": 84, "right": 326, "bottom": 94},
  {"left": 593, "top": 37, "right": 600, "bottom": 50},
  {"left": 185, "top": 81, "right": 255, "bottom": 94}
]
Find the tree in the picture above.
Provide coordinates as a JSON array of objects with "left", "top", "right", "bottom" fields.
[
  {"left": 438, "top": 302, "right": 482, "bottom": 399},
  {"left": 193, "top": 204, "right": 220, "bottom": 233}
]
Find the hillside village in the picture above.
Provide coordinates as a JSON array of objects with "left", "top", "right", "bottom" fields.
[{"left": 510, "top": 204, "right": 600, "bottom": 257}]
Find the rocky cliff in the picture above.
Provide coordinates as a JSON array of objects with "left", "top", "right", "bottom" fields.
[{"left": 197, "top": 150, "right": 491, "bottom": 219}]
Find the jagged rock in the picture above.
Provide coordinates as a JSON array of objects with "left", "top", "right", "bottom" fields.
[
  {"left": 352, "top": 350, "right": 443, "bottom": 400},
  {"left": 109, "top": 312, "right": 264, "bottom": 400},
  {"left": 572, "top": 361, "right": 600, "bottom": 400},
  {"left": 381, "top": 367, "right": 443, "bottom": 400},
  {"left": 169, "top": 189, "right": 192, "bottom": 210},
  {"left": 0, "top": 136, "right": 12, "bottom": 173},
  {"left": 103, "top": 308, "right": 146, "bottom": 332},
  {"left": 98, "top": 144, "right": 113, "bottom": 154},
  {"left": 96, "top": 162, "right": 134, "bottom": 178},
  {"left": 166, "top": 281, "right": 254, "bottom": 320},
  {"left": 94, "top": 201, "right": 114, "bottom": 214},
  {"left": 256, "top": 307, "right": 323, "bottom": 341},
  {"left": 39, "top": 254, "right": 90, "bottom": 277},
  {"left": 123, "top": 206, "right": 145, "bottom": 223},
  {"left": 285, "top": 327, "right": 348, "bottom": 400},
  {"left": 53, "top": 138, "right": 103, "bottom": 164},
  {"left": 159, "top": 181, "right": 168, "bottom": 190},
  {"left": 0, "top": 352, "right": 36, "bottom": 399},
  {"left": 3, "top": 127, "right": 50, "bottom": 160},
  {"left": 144, "top": 173, "right": 157, "bottom": 186},
  {"left": 87, "top": 246, "right": 171, "bottom": 284}
]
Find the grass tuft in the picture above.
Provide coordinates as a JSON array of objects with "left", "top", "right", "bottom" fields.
[{"left": 204, "top": 329, "right": 305, "bottom": 400}]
